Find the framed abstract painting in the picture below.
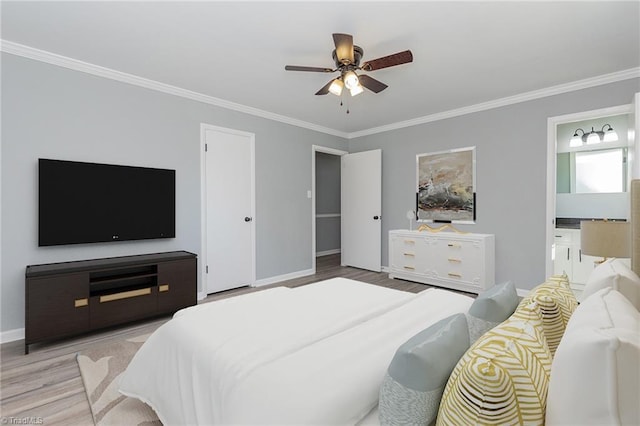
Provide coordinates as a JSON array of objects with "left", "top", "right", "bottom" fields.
[{"left": 416, "top": 146, "right": 476, "bottom": 223}]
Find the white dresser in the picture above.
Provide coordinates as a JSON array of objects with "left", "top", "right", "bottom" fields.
[{"left": 388, "top": 230, "right": 495, "bottom": 294}]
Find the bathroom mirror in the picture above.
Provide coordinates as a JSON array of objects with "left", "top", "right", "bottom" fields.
[{"left": 557, "top": 147, "right": 628, "bottom": 194}]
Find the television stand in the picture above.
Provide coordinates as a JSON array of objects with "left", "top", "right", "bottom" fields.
[{"left": 25, "top": 251, "right": 197, "bottom": 354}]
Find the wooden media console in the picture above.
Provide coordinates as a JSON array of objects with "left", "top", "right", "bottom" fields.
[{"left": 25, "top": 251, "right": 197, "bottom": 354}]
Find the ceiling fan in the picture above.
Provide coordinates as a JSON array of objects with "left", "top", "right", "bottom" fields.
[{"left": 285, "top": 33, "right": 413, "bottom": 97}]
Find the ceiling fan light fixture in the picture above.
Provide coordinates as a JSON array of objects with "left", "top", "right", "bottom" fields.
[
  {"left": 284, "top": 33, "right": 413, "bottom": 101},
  {"left": 343, "top": 71, "right": 359, "bottom": 90},
  {"left": 328, "top": 78, "right": 344, "bottom": 96},
  {"left": 349, "top": 84, "right": 364, "bottom": 97}
]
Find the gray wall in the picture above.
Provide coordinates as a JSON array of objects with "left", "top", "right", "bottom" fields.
[
  {"left": 1, "top": 53, "right": 347, "bottom": 333},
  {"left": 348, "top": 78, "right": 640, "bottom": 291},
  {"left": 315, "top": 152, "right": 341, "bottom": 253}
]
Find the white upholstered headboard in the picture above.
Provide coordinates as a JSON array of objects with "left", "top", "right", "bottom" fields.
[{"left": 632, "top": 179, "right": 640, "bottom": 276}]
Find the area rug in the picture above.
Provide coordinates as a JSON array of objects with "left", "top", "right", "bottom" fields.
[{"left": 77, "top": 334, "right": 161, "bottom": 425}]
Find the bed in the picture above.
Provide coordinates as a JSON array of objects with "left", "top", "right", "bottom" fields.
[
  {"left": 120, "top": 180, "right": 640, "bottom": 425},
  {"left": 119, "top": 278, "right": 476, "bottom": 424}
]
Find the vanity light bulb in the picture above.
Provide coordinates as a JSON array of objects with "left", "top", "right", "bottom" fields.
[
  {"left": 569, "top": 135, "right": 582, "bottom": 147},
  {"left": 603, "top": 129, "right": 618, "bottom": 143},
  {"left": 586, "top": 131, "right": 600, "bottom": 145}
]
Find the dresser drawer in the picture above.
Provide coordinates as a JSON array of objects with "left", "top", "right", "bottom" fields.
[
  {"left": 390, "top": 234, "right": 428, "bottom": 273},
  {"left": 433, "top": 238, "right": 483, "bottom": 284},
  {"left": 553, "top": 229, "right": 576, "bottom": 244},
  {"left": 90, "top": 286, "right": 158, "bottom": 329}
]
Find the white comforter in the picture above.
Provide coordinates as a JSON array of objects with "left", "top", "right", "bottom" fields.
[{"left": 119, "top": 278, "right": 473, "bottom": 425}]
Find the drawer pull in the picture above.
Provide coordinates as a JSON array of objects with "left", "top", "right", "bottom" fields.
[
  {"left": 99, "top": 288, "right": 151, "bottom": 303},
  {"left": 447, "top": 243, "right": 461, "bottom": 248},
  {"left": 74, "top": 298, "right": 88, "bottom": 308},
  {"left": 404, "top": 240, "right": 415, "bottom": 244},
  {"left": 403, "top": 252, "right": 415, "bottom": 257},
  {"left": 448, "top": 273, "right": 462, "bottom": 278},
  {"left": 404, "top": 266, "right": 415, "bottom": 270},
  {"left": 159, "top": 284, "right": 170, "bottom": 292},
  {"left": 448, "top": 258, "right": 462, "bottom": 263}
]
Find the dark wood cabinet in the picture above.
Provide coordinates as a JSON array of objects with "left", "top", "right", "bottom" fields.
[
  {"left": 26, "top": 272, "right": 90, "bottom": 344},
  {"left": 25, "top": 251, "right": 197, "bottom": 354},
  {"left": 157, "top": 259, "right": 197, "bottom": 314}
]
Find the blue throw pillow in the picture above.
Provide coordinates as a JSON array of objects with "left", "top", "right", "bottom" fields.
[
  {"left": 466, "top": 281, "right": 518, "bottom": 343},
  {"left": 379, "top": 313, "right": 470, "bottom": 426}
]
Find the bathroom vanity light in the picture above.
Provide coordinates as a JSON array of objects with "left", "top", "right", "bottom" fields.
[{"left": 570, "top": 124, "right": 618, "bottom": 147}]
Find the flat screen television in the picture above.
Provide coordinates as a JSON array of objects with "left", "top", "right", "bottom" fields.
[{"left": 39, "top": 159, "right": 175, "bottom": 246}]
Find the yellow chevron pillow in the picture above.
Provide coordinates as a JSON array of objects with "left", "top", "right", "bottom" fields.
[
  {"left": 436, "top": 303, "right": 552, "bottom": 426},
  {"left": 518, "top": 276, "right": 577, "bottom": 356}
]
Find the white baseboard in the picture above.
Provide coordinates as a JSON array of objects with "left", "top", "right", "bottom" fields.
[
  {"left": 197, "top": 291, "right": 208, "bottom": 301},
  {"left": 381, "top": 265, "right": 390, "bottom": 273},
  {"left": 253, "top": 268, "right": 314, "bottom": 287},
  {"left": 316, "top": 249, "right": 341, "bottom": 257},
  {"left": 1, "top": 328, "right": 25, "bottom": 344}
]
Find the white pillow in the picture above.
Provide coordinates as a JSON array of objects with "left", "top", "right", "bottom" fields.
[
  {"left": 581, "top": 258, "right": 640, "bottom": 309},
  {"left": 566, "top": 286, "right": 638, "bottom": 333},
  {"left": 546, "top": 288, "right": 640, "bottom": 426}
]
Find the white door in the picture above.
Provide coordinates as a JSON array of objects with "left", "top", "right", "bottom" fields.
[
  {"left": 204, "top": 127, "right": 255, "bottom": 293},
  {"left": 632, "top": 92, "right": 639, "bottom": 179},
  {"left": 341, "top": 149, "right": 382, "bottom": 271}
]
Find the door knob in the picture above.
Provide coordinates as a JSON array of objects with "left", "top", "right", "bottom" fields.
[
  {"left": 244, "top": 217, "right": 252, "bottom": 222},
  {"left": 373, "top": 215, "right": 380, "bottom": 220}
]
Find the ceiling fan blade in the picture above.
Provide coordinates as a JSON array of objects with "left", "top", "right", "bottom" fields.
[
  {"left": 315, "top": 79, "right": 336, "bottom": 95},
  {"left": 361, "top": 50, "right": 413, "bottom": 71},
  {"left": 333, "top": 33, "right": 354, "bottom": 64},
  {"left": 285, "top": 65, "right": 334, "bottom": 72},
  {"left": 358, "top": 74, "right": 388, "bottom": 93}
]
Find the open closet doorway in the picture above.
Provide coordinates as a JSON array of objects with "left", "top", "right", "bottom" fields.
[{"left": 312, "top": 146, "right": 347, "bottom": 273}]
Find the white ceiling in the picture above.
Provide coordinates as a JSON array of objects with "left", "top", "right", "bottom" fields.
[{"left": 2, "top": 1, "right": 639, "bottom": 135}]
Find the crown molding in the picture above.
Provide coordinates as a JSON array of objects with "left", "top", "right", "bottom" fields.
[
  {"left": 0, "top": 40, "right": 349, "bottom": 139},
  {"left": 2, "top": 39, "right": 638, "bottom": 141},
  {"left": 348, "top": 67, "right": 640, "bottom": 139}
]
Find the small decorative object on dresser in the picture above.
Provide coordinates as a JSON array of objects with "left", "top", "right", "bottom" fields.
[
  {"left": 25, "top": 251, "right": 197, "bottom": 354},
  {"left": 388, "top": 230, "right": 495, "bottom": 294}
]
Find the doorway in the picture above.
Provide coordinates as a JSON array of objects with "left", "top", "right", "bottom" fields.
[
  {"left": 201, "top": 124, "right": 256, "bottom": 294},
  {"left": 545, "top": 104, "right": 634, "bottom": 279},
  {"left": 311, "top": 146, "right": 347, "bottom": 273},
  {"left": 311, "top": 146, "right": 383, "bottom": 273},
  {"left": 315, "top": 152, "right": 342, "bottom": 256}
]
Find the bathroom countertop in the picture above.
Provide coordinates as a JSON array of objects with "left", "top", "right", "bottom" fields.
[{"left": 555, "top": 217, "right": 627, "bottom": 229}]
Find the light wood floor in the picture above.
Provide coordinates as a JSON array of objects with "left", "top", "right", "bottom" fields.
[{"left": 0, "top": 254, "right": 440, "bottom": 425}]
